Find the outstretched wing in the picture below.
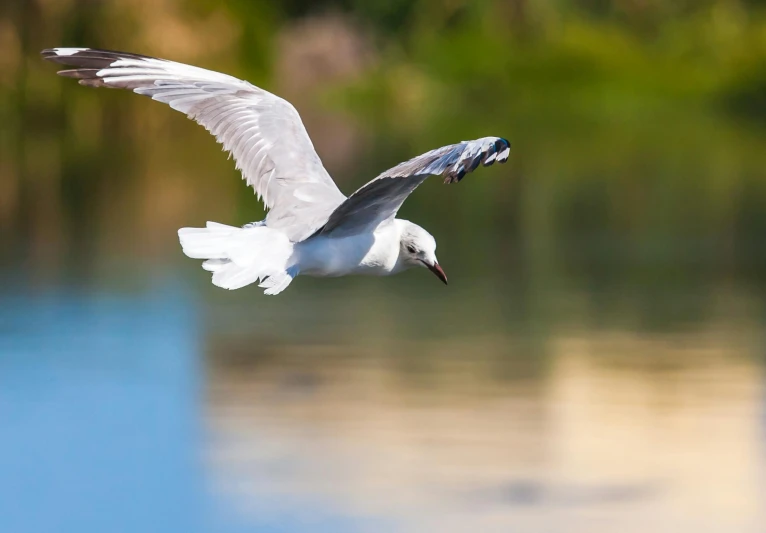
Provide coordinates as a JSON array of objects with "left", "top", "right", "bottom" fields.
[
  {"left": 318, "top": 137, "right": 510, "bottom": 237},
  {"left": 42, "top": 48, "right": 347, "bottom": 242}
]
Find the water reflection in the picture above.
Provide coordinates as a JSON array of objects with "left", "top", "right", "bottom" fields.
[
  {"left": 205, "top": 286, "right": 764, "bottom": 533},
  {"left": 0, "top": 288, "right": 205, "bottom": 532},
  {"left": 0, "top": 256, "right": 763, "bottom": 532}
]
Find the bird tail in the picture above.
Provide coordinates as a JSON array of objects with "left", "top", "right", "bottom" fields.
[{"left": 178, "top": 222, "right": 296, "bottom": 295}]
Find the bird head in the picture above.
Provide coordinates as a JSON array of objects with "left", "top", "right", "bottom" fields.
[{"left": 397, "top": 221, "right": 447, "bottom": 285}]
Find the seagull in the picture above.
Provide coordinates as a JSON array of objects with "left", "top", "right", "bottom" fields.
[{"left": 42, "top": 47, "right": 510, "bottom": 295}]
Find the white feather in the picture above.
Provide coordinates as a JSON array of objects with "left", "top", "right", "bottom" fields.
[
  {"left": 178, "top": 222, "right": 295, "bottom": 294},
  {"left": 53, "top": 47, "right": 86, "bottom": 56}
]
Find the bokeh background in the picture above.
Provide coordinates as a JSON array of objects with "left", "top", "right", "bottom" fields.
[{"left": 1, "top": 1, "right": 766, "bottom": 532}]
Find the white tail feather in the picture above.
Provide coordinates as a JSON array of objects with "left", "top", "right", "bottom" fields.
[
  {"left": 201, "top": 258, "right": 229, "bottom": 272},
  {"left": 178, "top": 221, "right": 296, "bottom": 294}
]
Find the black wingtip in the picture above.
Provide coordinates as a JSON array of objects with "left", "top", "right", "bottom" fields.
[
  {"left": 41, "top": 48, "right": 157, "bottom": 68},
  {"left": 41, "top": 48, "right": 88, "bottom": 61},
  {"left": 495, "top": 137, "right": 511, "bottom": 163}
]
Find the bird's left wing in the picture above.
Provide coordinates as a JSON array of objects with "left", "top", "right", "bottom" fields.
[
  {"left": 318, "top": 137, "right": 510, "bottom": 237},
  {"left": 42, "top": 47, "right": 347, "bottom": 242}
]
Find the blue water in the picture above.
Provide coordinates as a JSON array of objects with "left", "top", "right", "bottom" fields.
[
  {"left": 0, "top": 270, "right": 763, "bottom": 533},
  {"left": 0, "top": 286, "right": 365, "bottom": 533}
]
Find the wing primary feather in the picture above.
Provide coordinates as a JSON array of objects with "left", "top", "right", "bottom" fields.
[
  {"left": 319, "top": 136, "right": 510, "bottom": 236},
  {"left": 42, "top": 47, "right": 347, "bottom": 242}
]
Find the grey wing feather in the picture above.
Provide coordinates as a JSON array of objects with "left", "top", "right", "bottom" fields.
[
  {"left": 42, "top": 47, "right": 346, "bottom": 242},
  {"left": 319, "top": 137, "right": 510, "bottom": 237}
]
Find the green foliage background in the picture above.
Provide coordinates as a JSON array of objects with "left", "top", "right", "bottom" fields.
[{"left": 1, "top": 0, "right": 765, "bottom": 307}]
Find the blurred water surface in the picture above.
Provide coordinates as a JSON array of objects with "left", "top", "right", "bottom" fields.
[{"left": 0, "top": 256, "right": 764, "bottom": 532}]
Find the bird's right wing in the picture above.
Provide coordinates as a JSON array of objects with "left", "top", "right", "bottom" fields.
[
  {"left": 42, "top": 48, "right": 347, "bottom": 242},
  {"left": 318, "top": 137, "right": 510, "bottom": 237}
]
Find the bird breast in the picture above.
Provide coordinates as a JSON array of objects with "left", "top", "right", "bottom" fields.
[{"left": 296, "top": 223, "right": 402, "bottom": 277}]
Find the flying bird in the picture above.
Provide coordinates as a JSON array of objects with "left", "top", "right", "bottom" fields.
[{"left": 42, "top": 48, "right": 510, "bottom": 295}]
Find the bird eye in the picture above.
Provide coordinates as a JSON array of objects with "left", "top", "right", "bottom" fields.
[{"left": 406, "top": 244, "right": 417, "bottom": 254}]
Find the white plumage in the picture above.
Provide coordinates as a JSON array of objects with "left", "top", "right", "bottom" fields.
[
  {"left": 43, "top": 47, "right": 510, "bottom": 295},
  {"left": 178, "top": 222, "right": 294, "bottom": 293}
]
